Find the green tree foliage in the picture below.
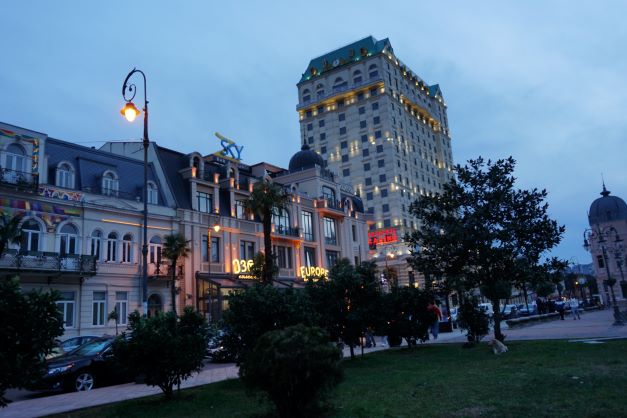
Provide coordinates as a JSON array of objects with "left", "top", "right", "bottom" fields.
[
  {"left": 305, "top": 259, "right": 381, "bottom": 358},
  {"left": 114, "top": 307, "right": 209, "bottom": 399},
  {"left": 0, "top": 212, "right": 22, "bottom": 258},
  {"left": 407, "top": 157, "right": 565, "bottom": 341},
  {"left": 382, "top": 286, "right": 432, "bottom": 347},
  {"left": 457, "top": 296, "right": 490, "bottom": 344},
  {"left": 0, "top": 278, "right": 64, "bottom": 407},
  {"left": 240, "top": 325, "right": 343, "bottom": 418},
  {"left": 161, "top": 233, "right": 190, "bottom": 313},
  {"left": 244, "top": 179, "right": 289, "bottom": 285},
  {"left": 248, "top": 252, "right": 277, "bottom": 281},
  {"left": 222, "top": 284, "right": 316, "bottom": 364}
]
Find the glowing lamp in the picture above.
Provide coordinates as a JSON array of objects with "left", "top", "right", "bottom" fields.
[
  {"left": 213, "top": 223, "right": 221, "bottom": 233},
  {"left": 120, "top": 102, "right": 141, "bottom": 122}
]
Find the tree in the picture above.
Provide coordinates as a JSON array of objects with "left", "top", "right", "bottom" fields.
[
  {"left": 244, "top": 179, "right": 289, "bottom": 285},
  {"left": 407, "top": 157, "right": 564, "bottom": 341},
  {"left": 457, "top": 296, "right": 490, "bottom": 345},
  {"left": 382, "top": 286, "right": 432, "bottom": 347},
  {"left": 305, "top": 259, "right": 381, "bottom": 359},
  {"left": 0, "top": 277, "right": 64, "bottom": 407},
  {"left": 0, "top": 212, "right": 22, "bottom": 258},
  {"left": 108, "top": 310, "right": 119, "bottom": 335},
  {"left": 162, "top": 233, "right": 190, "bottom": 313},
  {"left": 240, "top": 325, "right": 343, "bottom": 418},
  {"left": 222, "top": 284, "right": 316, "bottom": 364},
  {"left": 114, "top": 307, "right": 209, "bottom": 400}
]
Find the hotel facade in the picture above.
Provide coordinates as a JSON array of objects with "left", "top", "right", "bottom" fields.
[{"left": 296, "top": 36, "right": 455, "bottom": 287}]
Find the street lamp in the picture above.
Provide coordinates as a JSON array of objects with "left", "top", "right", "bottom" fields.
[
  {"left": 207, "top": 221, "right": 221, "bottom": 272},
  {"left": 121, "top": 68, "right": 149, "bottom": 315},
  {"left": 583, "top": 226, "right": 624, "bottom": 326}
]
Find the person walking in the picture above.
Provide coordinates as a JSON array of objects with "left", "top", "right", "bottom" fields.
[
  {"left": 427, "top": 301, "right": 442, "bottom": 340},
  {"left": 556, "top": 300, "right": 565, "bottom": 320},
  {"left": 569, "top": 296, "right": 581, "bottom": 320}
]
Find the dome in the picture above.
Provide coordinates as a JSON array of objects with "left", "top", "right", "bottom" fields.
[
  {"left": 588, "top": 185, "right": 627, "bottom": 225},
  {"left": 288, "top": 144, "right": 324, "bottom": 172}
]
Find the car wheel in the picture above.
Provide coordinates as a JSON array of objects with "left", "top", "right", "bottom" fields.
[{"left": 73, "top": 371, "right": 95, "bottom": 391}]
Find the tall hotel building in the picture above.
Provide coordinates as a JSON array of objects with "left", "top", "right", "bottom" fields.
[{"left": 296, "top": 36, "right": 455, "bottom": 286}]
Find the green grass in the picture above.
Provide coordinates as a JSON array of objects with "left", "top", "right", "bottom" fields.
[{"left": 50, "top": 340, "right": 627, "bottom": 418}]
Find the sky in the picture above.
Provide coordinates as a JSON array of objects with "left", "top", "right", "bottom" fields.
[{"left": 2, "top": 1, "right": 626, "bottom": 264}]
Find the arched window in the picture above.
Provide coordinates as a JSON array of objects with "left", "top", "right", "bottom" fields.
[
  {"left": 322, "top": 186, "right": 336, "bottom": 203},
  {"left": 147, "top": 294, "right": 163, "bottom": 317},
  {"left": 368, "top": 64, "right": 379, "bottom": 79},
  {"left": 122, "top": 233, "right": 133, "bottom": 263},
  {"left": 302, "top": 88, "right": 311, "bottom": 103},
  {"left": 149, "top": 236, "right": 162, "bottom": 265},
  {"left": 106, "top": 232, "right": 118, "bottom": 262},
  {"left": 333, "top": 77, "right": 347, "bottom": 93},
  {"left": 90, "top": 230, "right": 102, "bottom": 260},
  {"left": 20, "top": 219, "right": 41, "bottom": 253},
  {"left": 316, "top": 84, "right": 324, "bottom": 99},
  {"left": 147, "top": 181, "right": 158, "bottom": 205},
  {"left": 272, "top": 208, "right": 291, "bottom": 234},
  {"left": 56, "top": 162, "right": 75, "bottom": 189},
  {"left": 4, "top": 143, "right": 28, "bottom": 183},
  {"left": 59, "top": 224, "right": 79, "bottom": 255},
  {"left": 353, "top": 70, "right": 362, "bottom": 85},
  {"left": 102, "top": 171, "right": 119, "bottom": 196}
]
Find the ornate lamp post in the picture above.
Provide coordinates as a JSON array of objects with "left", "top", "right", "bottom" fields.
[
  {"left": 583, "top": 226, "right": 624, "bottom": 326},
  {"left": 121, "top": 68, "right": 149, "bottom": 315}
]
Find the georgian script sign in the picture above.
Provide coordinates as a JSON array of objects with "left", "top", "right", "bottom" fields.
[
  {"left": 212, "top": 132, "right": 244, "bottom": 163},
  {"left": 368, "top": 228, "right": 399, "bottom": 247}
]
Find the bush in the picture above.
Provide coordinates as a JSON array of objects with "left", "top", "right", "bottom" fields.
[
  {"left": 114, "top": 307, "right": 209, "bottom": 399},
  {"left": 0, "top": 277, "right": 64, "bottom": 407},
  {"left": 240, "top": 325, "right": 343, "bottom": 418},
  {"left": 382, "top": 286, "right": 432, "bottom": 347},
  {"left": 457, "top": 297, "right": 490, "bottom": 345}
]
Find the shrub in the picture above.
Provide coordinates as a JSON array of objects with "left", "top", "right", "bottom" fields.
[
  {"left": 240, "top": 325, "right": 343, "bottom": 418},
  {"left": 0, "top": 277, "right": 64, "bottom": 407},
  {"left": 457, "top": 297, "right": 490, "bottom": 345},
  {"left": 114, "top": 307, "right": 209, "bottom": 399}
]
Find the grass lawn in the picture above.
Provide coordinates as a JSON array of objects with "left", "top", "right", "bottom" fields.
[{"left": 50, "top": 340, "right": 627, "bottom": 418}]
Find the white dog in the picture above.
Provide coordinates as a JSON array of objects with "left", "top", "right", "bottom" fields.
[{"left": 488, "top": 338, "right": 508, "bottom": 355}]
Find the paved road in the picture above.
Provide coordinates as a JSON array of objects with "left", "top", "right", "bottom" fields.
[{"left": 2, "top": 308, "right": 624, "bottom": 418}]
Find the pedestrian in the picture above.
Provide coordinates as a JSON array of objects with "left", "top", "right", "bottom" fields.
[
  {"left": 556, "top": 300, "right": 565, "bottom": 320},
  {"left": 365, "top": 327, "right": 376, "bottom": 347},
  {"left": 569, "top": 296, "right": 581, "bottom": 320},
  {"left": 427, "top": 300, "right": 442, "bottom": 340}
]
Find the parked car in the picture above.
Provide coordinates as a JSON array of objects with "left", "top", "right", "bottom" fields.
[
  {"left": 477, "top": 303, "right": 494, "bottom": 318},
  {"left": 517, "top": 303, "right": 537, "bottom": 316},
  {"left": 60, "top": 336, "right": 100, "bottom": 354},
  {"left": 35, "top": 337, "right": 131, "bottom": 392},
  {"left": 500, "top": 304, "right": 518, "bottom": 319},
  {"left": 206, "top": 331, "right": 234, "bottom": 363}
]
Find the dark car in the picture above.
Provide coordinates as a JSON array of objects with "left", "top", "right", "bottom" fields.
[
  {"left": 60, "top": 335, "right": 100, "bottom": 354},
  {"left": 37, "top": 337, "right": 130, "bottom": 392}
]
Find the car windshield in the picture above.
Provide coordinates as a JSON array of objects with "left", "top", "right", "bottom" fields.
[{"left": 73, "top": 339, "right": 110, "bottom": 356}]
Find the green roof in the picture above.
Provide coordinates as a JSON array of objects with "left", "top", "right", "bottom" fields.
[
  {"left": 299, "top": 36, "right": 391, "bottom": 84},
  {"left": 428, "top": 84, "right": 442, "bottom": 98}
]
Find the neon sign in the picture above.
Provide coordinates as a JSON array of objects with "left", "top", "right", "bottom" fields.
[
  {"left": 368, "top": 228, "right": 398, "bottom": 248},
  {"left": 232, "top": 259, "right": 255, "bottom": 275},
  {"left": 300, "top": 266, "right": 329, "bottom": 281},
  {"left": 212, "top": 132, "right": 243, "bottom": 163}
]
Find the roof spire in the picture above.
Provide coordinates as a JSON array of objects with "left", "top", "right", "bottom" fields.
[{"left": 601, "top": 174, "right": 610, "bottom": 197}]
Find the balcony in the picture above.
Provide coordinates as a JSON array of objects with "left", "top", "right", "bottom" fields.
[
  {"left": 0, "top": 250, "right": 97, "bottom": 275},
  {"left": 274, "top": 225, "right": 300, "bottom": 238},
  {"left": 315, "top": 198, "right": 344, "bottom": 218},
  {"left": 0, "top": 168, "right": 39, "bottom": 192}
]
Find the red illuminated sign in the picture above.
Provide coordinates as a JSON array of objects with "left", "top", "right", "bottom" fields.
[{"left": 368, "top": 228, "right": 398, "bottom": 248}]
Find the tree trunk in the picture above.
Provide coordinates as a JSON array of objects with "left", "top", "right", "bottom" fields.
[
  {"left": 171, "top": 257, "right": 177, "bottom": 313},
  {"left": 491, "top": 299, "right": 504, "bottom": 342},
  {"left": 262, "top": 212, "right": 273, "bottom": 285},
  {"left": 349, "top": 344, "right": 355, "bottom": 359}
]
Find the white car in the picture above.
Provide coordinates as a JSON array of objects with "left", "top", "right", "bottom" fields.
[{"left": 477, "top": 303, "right": 494, "bottom": 317}]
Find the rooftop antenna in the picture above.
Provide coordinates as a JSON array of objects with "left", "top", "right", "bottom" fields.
[{"left": 600, "top": 173, "right": 610, "bottom": 197}]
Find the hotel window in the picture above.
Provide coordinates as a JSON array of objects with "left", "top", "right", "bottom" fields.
[
  {"left": 211, "top": 237, "right": 220, "bottom": 262},
  {"left": 375, "top": 130, "right": 382, "bottom": 139},
  {"left": 304, "top": 246, "right": 316, "bottom": 267},
  {"left": 364, "top": 163, "right": 370, "bottom": 171},
  {"left": 322, "top": 186, "right": 336, "bottom": 202},
  {"left": 360, "top": 121, "right": 367, "bottom": 129},
  {"left": 377, "top": 145, "right": 383, "bottom": 153},
  {"left": 147, "top": 181, "right": 158, "bottom": 204},
  {"left": 320, "top": 133, "right": 326, "bottom": 141},
  {"left": 378, "top": 159, "right": 385, "bottom": 168},
  {"left": 359, "top": 106, "right": 365, "bottom": 115},
  {"left": 272, "top": 207, "right": 291, "bottom": 234},
  {"left": 361, "top": 134, "right": 368, "bottom": 143},
  {"left": 274, "top": 245, "right": 293, "bottom": 269},
  {"left": 56, "top": 292, "right": 75, "bottom": 328},
  {"left": 106, "top": 232, "right": 118, "bottom": 262},
  {"left": 307, "top": 136, "right": 314, "bottom": 144},
  {"left": 352, "top": 224, "right": 357, "bottom": 241},
  {"left": 379, "top": 174, "right": 387, "bottom": 183},
  {"left": 301, "top": 211, "right": 314, "bottom": 241},
  {"left": 383, "top": 219, "right": 391, "bottom": 227},
  {"left": 370, "top": 87, "right": 378, "bottom": 96},
  {"left": 337, "top": 99, "right": 345, "bottom": 108},
  {"left": 59, "top": 224, "right": 79, "bottom": 256},
  {"left": 307, "top": 123, "right": 313, "bottom": 131},
  {"left": 122, "top": 234, "right": 133, "bottom": 263},
  {"left": 4, "top": 143, "right": 27, "bottom": 179},
  {"left": 321, "top": 146, "right": 327, "bottom": 154},
  {"left": 302, "top": 89, "right": 311, "bottom": 103},
  {"left": 341, "top": 155, "right": 348, "bottom": 163},
  {"left": 597, "top": 255, "right": 605, "bottom": 269},
  {"left": 382, "top": 204, "right": 389, "bottom": 212},
  {"left": 240, "top": 241, "right": 255, "bottom": 260},
  {"left": 353, "top": 70, "right": 362, "bottom": 84},
  {"left": 343, "top": 168, "right": 350, "bottom": 176},
  {"left": 372, "top": 102, "right": 379, "bottom": 111},
  {"left": 323, "top": 217, "right": 337, "bottom": 245},
  {"left": 338, "top": 113, "right": 345, "bottom": 122},
  {"left": 115, "top": 292, "right": 128, "bottom": 325},
  {"left": 319, "top": 119, "right": 325, "bottom": 128},
  {"left": 363, "top": 149, "right": 369, "bottom": 157},
  {"left": 373, "top": 116, "right": 380, "bottom": 125},
  {"left": 369, "top": 64, "right": 379, "bottom": 79},
  {"left": 357, "top": 92, "right": 364, "bottom": 101},
  {"left": 339, "top": 127, "right": 346, "bottom": 135},
  {"left": 235, "top": 200, "right": 247, "bottom": 219},
  {"left": 381, "top": 189, "right": 388, "bottom": 198},
  {"left": 90, "top": 230, "right": 102, "bottom": 260},
  {"left": 149, "top": 236, "right": 162, "bottom": 264},
  {"left": 92, "top": 291, "right": 106, "bottom": 326},
  {"left": 316, "top": 84, "right": 324, "bottom": 99},
  {"left": 325, "top": 250, "right": 339, "bottom": 268},
  {"left": 333, "top": 77, "right": 347, "bottom": 92},
  {"left": 317, "top": 105, "right": 324, "bottom": 114},
  {"left": 197, "top": 192, "right": 213, "bottom": 213},
  {"left": 56, "top": 162, "right": 75, "bottom": 189},
  {"left": 306, "top": 110, "right": 312, "bottom": 118},
  {"left": 366, "top": 192, "right": 373, "bottom": 201},
  {"left": 102, "top": 171, "right": 119, "bottom": 196},
  {"left": 365, "top": 177, "right": 372, "bottom": 186}
]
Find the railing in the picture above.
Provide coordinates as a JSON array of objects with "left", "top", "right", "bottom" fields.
[
  {"left": 0, "top": 250, "right": 97, "bottom": 275},
  {"left": 81, "top": 187, "right": 143, "bottom": 202},
  {"left": 274, "top": 225, "right": 300, "bottom": 237},
  {"left": 324, "top": 237, "right": 338, "bottom": 246},
  {"left": 0, "top": 168, "right": 39, "bottom": 191},
  {"left": 297, "top": 76, "right": 383, "bottom": 109}
]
